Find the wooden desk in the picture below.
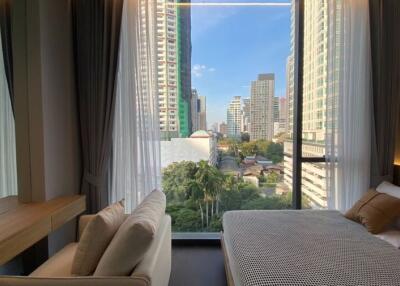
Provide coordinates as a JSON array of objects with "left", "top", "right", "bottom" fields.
[{"left": 0, "top": 195, "right": 85, "bottom": 265}]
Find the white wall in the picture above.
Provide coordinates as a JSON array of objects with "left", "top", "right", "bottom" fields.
[
  {"left": 161, "top": 138, "right": 212, "bottom": 168},
  {"left": 12, "top": 0, "right": 81, "bottom": 256}
]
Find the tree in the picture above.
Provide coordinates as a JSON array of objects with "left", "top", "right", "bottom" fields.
[
  {"left": 241, "top": 132, "right": 250, "bottom": 142},
  {"left": 265, "top": 142, "right": 283, "bottom": 163},
  {"left": 162, "top": 161, "right": 198, "bottom": 203}
]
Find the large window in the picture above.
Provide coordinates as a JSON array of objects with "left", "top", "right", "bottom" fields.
[
  {"left": 158, "top": 0, "right": 294, "bottom": 232},
  {"left": 126, "top": 0, "right": 343, "bottom": 232},
  {"left": 0, "top": 34, "right": 17, "bottom": 199}
]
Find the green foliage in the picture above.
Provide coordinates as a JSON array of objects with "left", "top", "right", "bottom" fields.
[
  {"left": 163, "top": 160, "right": 291, "bottom": 232},
  {"left": 162, "top": 161, "right": 198, "bottom": 203},
  {"left": 266, "top": 172, "right": 279, "bottom": 184},
  {"left": 265, "top": 142, "right": 284, "bottom": 164},
  {"left": 241, "top": 194, "right": 292, "bottom": 210},
  {"left": 241, "top": 132, "right": 250, "bottom": 142}
]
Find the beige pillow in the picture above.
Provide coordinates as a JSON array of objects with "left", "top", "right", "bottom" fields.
[
  {"left": 345, "top": 189, "right": 400, "bottom": 234},
  {"left": 94, "top": 190, "right": 166, "bottom": 276},
  {"left": 71, "top": 201, "right": 126, "bottom": 276}
]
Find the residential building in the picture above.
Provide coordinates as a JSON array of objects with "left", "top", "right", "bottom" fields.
[
  {"left": 284, "top": 0, "right": 329, "bottom": 209},
  {"left": 191, "top": 89, "right": 200, "bottom": 132},
  {"left": 199, "top": 95, "right": 207, "bottom": 130},
  {"left": 227, "top": 96, "right": 242, "bottom": 138},
  {"left": 160, "top": 130, "right": 218, "bottom": 168},
  {"left": 241, "top": 97, "right": 251, "bottom": 133},
  {"left": 279, "top": 97, "right": 288, "bottom": 133},
  {"left": 157, "top": 0, "right": 191, "bottom": 140},
  {"left": 250, "top": 74, "right": 275, "bottom": 141},
  {"left": 219, "top": 122, "right": 228, "bottom": 136}
]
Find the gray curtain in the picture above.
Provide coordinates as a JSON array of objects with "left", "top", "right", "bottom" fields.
[
  {"left": 0, "top": 0, "right": 14, "bottom": 115},
  {"left": 72, "top": 0, "right": 124, "bottom": 213},
  {"left": 369, "top": 0, "right": 400, "bottom": 186}
]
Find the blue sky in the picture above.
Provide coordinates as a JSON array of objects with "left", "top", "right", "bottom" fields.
[{"left": 190, "top": 1, "right": 291, "bottom": 127}]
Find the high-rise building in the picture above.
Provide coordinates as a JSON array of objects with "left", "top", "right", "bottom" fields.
[
  {"left": 219, "top": 122, "right": 228, "bottom": 136},
  {"left": 284, "top": 0, "right": 329, "bottom": 209},
  {"left": 199, "top": 95, "right": 207, "bottom": 130},
  {"left": 279, "top": 97, "right": 288, "bottom": 133},
  {"left": 227, "top": 96, "right": 242, "bottom": 138},
  {"left": 191, "top": 89, "right": 200, "bottom": 132},
  {"left": 250, "top": 74, "right": 275, "bottom": 141},
  {"left": 241, "top": 97, "right": 251, "bottom": 133},
  {"left": 156, "top": 0, "right": 191, "bottom": 140}
]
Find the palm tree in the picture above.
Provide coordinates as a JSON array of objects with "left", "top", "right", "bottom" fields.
[
  {"left": 187, "top": 179, "right": 205, "bottom": 229},
  {"left": 194, "top": 160, "right": 224, "bottom": 229}
]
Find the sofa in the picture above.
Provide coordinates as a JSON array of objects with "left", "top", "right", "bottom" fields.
[{"left": 0, "top": 192, "right": 171, "bottom": 286}]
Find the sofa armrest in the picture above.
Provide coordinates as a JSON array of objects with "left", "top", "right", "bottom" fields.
[
  {"left": 131, "top": 215, "right": 171, "bottom": 286},
  {"left": 78, "top": 215, "right": 96, "bottom": 240},
  {"left": 0, "top": 276, "right": 149, "bottom": 286}
]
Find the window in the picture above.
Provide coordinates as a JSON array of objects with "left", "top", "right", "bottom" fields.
[{"left": 0, "top": 37, "right": 18, "bottom": 198}]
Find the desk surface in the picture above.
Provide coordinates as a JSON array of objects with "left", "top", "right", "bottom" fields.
[{"left": 0, "top": 195, "right": 85, "bottom": 265}]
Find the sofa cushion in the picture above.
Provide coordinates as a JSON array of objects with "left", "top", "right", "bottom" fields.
[
  {"left": 71, "top": 201, "right": 126, "bottom": 276},
  {"left": 94, "top": 190, "right": 166, "bottom": 276},
  {"left": 30, "top": 243, "right": 77, "bottom": 277}
]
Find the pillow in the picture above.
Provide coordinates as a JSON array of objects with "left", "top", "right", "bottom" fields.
[
  {"left": 71, "top": 201, "right": 126, "bottom": 276},
  {"left": 376, "top": 181, "right": 400, "bottom": 229},
  {"left": 345, "top": 189, "right": 400, "bottom": 234},
  {"left": 374, "top": 228, "right": 400, "bottom": 249},
  {"left": 94, "top": 190, "right": 166, "bottom": 276}
]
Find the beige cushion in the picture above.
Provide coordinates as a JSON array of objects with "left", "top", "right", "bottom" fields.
[
  {"left": 94, "top": 190, "right": 166, "bottom": 276},
  {"left": 30, "top": 243, "right": 77, "bottom": 277},
  {"left": 71, "top": 201, "right": 126, "bottom": 276}
]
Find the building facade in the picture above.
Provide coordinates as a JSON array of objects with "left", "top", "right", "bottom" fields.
[
  {"left": 160, "top": 130, "right": 218, "bottom": 168},
  {"left": 191, "top": 89, "right": 200, "bottom": 132},
  {"left": 283, "top": 0, "right": 329, "bottom": 209},
  {"left": 198, "top": 95, "right": 207, "bottom": 130},
  {"left": 250, "top": 74, "right": 275, "bottom": 141},
  {"left": 156, "top": 0, "right": 191, "bottom": 141},
  {"left": 227, "top": 96, "right": 242, "bottom": 138},
  {"left": 219, "top": 122, "right": 227, "bottom": 136},
  {"left": 241, "top": 97, "right": 251, "bottom": 133}
]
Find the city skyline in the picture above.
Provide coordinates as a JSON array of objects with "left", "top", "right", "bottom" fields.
[{"left": 191, "top": 3, "right": 291, "bottom": 127}]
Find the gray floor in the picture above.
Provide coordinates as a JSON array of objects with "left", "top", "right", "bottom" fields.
[{"left": 169, "top": 245, "right": 227, "bottom": 286}]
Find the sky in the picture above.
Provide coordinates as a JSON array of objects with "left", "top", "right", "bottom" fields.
[{"left": 190, "top": 1, "right": 292, "bottom": 128}]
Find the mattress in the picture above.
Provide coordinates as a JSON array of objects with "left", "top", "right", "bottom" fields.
[{"left": 222, "top": 210, "right": 400, "bottom": 286}]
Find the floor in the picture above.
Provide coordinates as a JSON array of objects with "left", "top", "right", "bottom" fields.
[{"left": 169, "top": 245, "right": 227, "bottom": 286}]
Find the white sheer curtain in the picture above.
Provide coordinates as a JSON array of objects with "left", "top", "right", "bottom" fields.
[
  {"left": 326, "top": 0, "right": 372, "bottom": 212},
  {"left": 0, "top": 34, "right": 17, "bottom": 198},
  {"left": 111, "top": 0, "right": 161, "bottom": 213}
]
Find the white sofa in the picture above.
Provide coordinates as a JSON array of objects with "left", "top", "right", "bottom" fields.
[{"left": 0, "top": 214, "right": 171, "bottom": 286}]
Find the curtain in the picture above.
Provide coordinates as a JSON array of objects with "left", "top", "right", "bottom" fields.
[
  {"left": 326, "top": 0, "right": 372, "bottom": 212},
  {"left": 72, "top": 0, "right": 124, "bottom": 213},
  {"left": 369, "top": 0, "right": 400, "bottom": 187},
  {"left": 111, "top": 0, "right": 161, "bottom": 213},
  {"left": 0, "top": 26, "right": 17, "bottom": 198},
  {"left": 0, "top": 0, "right": 13, "bottom": 115}
]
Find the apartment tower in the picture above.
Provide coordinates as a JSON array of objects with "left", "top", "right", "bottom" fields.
[
  {"left": 191, "top": 89, "right": 200, "bottom": 132},
  {"left": 241, "top": 97, "right": 251, "bottom": 133},
  {"left": 199, "top": 95, "right": 207, "bottom": 130},
  {"left": 227, "top": 96, "right": 242, "bottom": 138},
  {"left": 156, "top": 0, "right": 191, "bottom": 140},
  {"left": 250, "top": 74, "right": 275, "bottom": 141},
  {"left": 284, "top": 0, "right": 329, "bottom": 209}
]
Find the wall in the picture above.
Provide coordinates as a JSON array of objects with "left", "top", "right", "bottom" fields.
[
  {"left": 38, "top": 0, "right": 81, "bottom": 255},
  {"left": 12, "top": 0, "right": 81, "bottom": 258},
  {"left": 161, "top": 138, "right": 213, "bottom": 169}
]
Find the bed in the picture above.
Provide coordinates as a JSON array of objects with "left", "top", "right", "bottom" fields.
[{"left": 222, "top": 210, "right": 400, "bottom": 286}]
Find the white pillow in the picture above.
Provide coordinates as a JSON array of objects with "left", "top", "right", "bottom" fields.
[
  {"left": 374, "top": 228, "right": 400, "bottom": 249},
  {"left": 376, "top": 181, "right": 400, "bottom": 229}
]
